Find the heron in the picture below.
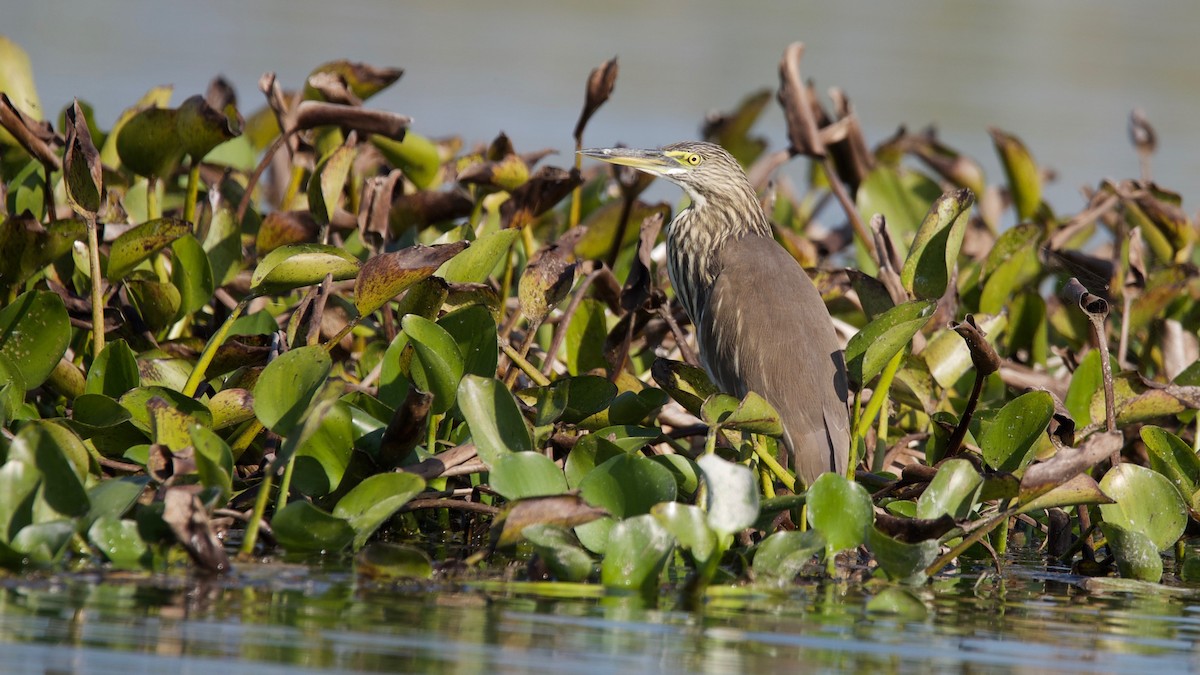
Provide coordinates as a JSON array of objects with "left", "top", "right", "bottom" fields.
[{"left": 579, "top": 141, "right": 850, "bottom": 487}]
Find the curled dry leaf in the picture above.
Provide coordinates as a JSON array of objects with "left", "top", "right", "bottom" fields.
[
  {"left": 500, "top": 166, "right": 581, "bottom": 229},
  {"left": 162, "top": 486, "right": 231, "bottom": 574},
  {"left": 0, "top": 93, "right": 60, "bottom": 168},
  {"left": 518, "top": 238, "right": 576, "bottom": 324},
  {"left": 950, "top": 315, "right": 1000, "bottom": 377},
  {"left": 353, "top": 241, "right": 469, "bottom": 317},
  {"left": 63, "top": 99, "right": 104, "bottom": 216},
  {"left": 290, "top": 101, "right": 410, "bottom": 141},
  {"left": 574, "top": 56, "right": 618, "bottom": 142},
  {"left": 492, "top": 493, "right": 610, "bottom": 549}
]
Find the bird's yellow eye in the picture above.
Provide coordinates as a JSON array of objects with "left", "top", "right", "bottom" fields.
[{"left": 686, "top": 153, "right": 702, "bottom": 166}]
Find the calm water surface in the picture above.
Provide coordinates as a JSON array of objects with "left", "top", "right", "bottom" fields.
[{"left": 0, "top": 559, "right": 1198, "bottom": 674}]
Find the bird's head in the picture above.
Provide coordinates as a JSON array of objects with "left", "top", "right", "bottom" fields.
[{"left": 578, "top": 140, "right": 752, "bottom": 208}]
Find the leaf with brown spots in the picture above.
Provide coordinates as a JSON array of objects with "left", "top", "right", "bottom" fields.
[
  {"left": 353, "top": 241, "right": 469, "bottom": 317},
  {"left": 106, "top": 217, "right": 191, "bottom": 281}
]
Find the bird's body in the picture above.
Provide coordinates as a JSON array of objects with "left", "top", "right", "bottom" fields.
[{"left": 580, "top": 141, "right": 849, "bottom": 487}]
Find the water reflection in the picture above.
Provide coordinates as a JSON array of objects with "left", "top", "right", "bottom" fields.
[{"left": 0, "top": 561, "right": 1196, "bottom": 673}]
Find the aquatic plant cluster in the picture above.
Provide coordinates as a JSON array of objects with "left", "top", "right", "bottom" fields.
[{"left": 0, "top": 35, "right": 1197, "bottom": 592}]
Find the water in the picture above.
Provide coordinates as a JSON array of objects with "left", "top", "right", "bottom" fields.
[
  {"left": 6, "top": 0, "right": 1200, "bottom": 213},
  {"left": 0, "top": 559, "right": 1198, "bottom": 673}
]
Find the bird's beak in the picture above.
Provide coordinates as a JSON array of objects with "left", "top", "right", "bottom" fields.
[{"left": 577, "top": 147, "right": 675, "bottom": 176}]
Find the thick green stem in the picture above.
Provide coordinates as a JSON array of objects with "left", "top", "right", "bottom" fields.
[
  {"left": 750, "top": 435, "right": 796, "bottom": 493},
  {"left": 240, "top": 470, "right": 274, "bottom": 557},
  {"left": 183, "top": 297, "right": 249, "bottom": 397},
  {"left": 85, "top": 214, "right": 105, "bottom": 356},
  {"left": 184, "top": 163, "right": 201, "bottom": 225},
  {"left": 274, "top": 454, "right": 296, "bottom": 515},
  {"left": 569, "top": 138, "right": 583, "bottom": 227},
  {"left": 146, "top": 177, "right": 161, "bottom": 220},
  {"left": 852, "top": 350, "right": 903, "bottom": 449},
  {"left": 500, "top": 340, "right": 551, "bottom": 386}
]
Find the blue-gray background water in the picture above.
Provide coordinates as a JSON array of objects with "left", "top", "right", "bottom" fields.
[{"left": 7, "top": 0, "right": 1199, "bottom": 214}]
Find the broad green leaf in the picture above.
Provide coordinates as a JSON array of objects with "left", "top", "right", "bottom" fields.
[
  {"left": 521, "top": 375, "right": 616, "bottom": 426},
  {"left": 457, "top": 375, "right": 532, "bottom": 466},
  {"left": 1099, "top": 463, "right": 1186, "bottom": 551},
  {"left": 1099, "top": 522, "right": 1162, "bottom": 582},
  {"left": 372, "top": 131, "right": 441, "bottom": 189},
  {"left": 1065, "top": 349, "right": 1104, "bottom": 426},
  {"left": 865, "top": 587, "right": 929, "bottom": 619},
  {"left": 980, "top": 390, "right": 1054, "bottom": 472},
  {"left": 705, "top": 391, "right": 783, "bottom": 437},
  {"left": 438, "top": 304, "right": 499, "bottom": 379},
  {"left": 176, "top": 94, "right": 242, "bottom": 160},
  {"left": 979, "top": 223, "right": 1042, "bottom": 315},
  {"left": 10, "top": 422, "right": 89, "bottom": 519},
  {"left": 651, "top": 502, "right": 717, "bottom": 565},
  {"left": 308, "top": 143, "right": 357, "bottom": 225},
  {"left": 11, "top": 520, "right": 75, "bottom": 566},
  {"left": 190, "top": 425, "right": 234, "bottom": 504},
  {"left": 490, "top": 452, "right": 569, "bottom": 500},
  {"left": 1141, "top": 426, "right": 1200, "bottom": 502},
  {"left": 854, "top": 166, "right": 942, "bottom": 271},
  {"left": 0, "top": 217, "right": 84, "bottom": 291},
  {"left": 333, "top": 472, "right": 426, "bottom": 550},
  {"left": 600, "top": 514, "right": 674, "bottom": 595},
  {"left": 126, "top": 278, "right": 182, "bottom": 333},
  {"left": 250, "top": 243, "right": 361, "bottom": 294},
  {"left": 868, "top": 527, "right": 939, "bottom": 584},
  {"left": 522, "top": 525, "right": 594, "bottom": 582},
  {"left": 0, "top": 37, "right": 42, "bottom": 147},
  {"left": 606, "top": 388, "right": 669, "bottom": 426},
  {"left": 170, "top": 234, "right": 214, "bottom": 319},
  {"left": 752, "top": 529, "right": 824, "bottom": 582},
  {"left": 291, "top": 400, "right": 356, "bottom": 496},
  {"left": 98, "top": 85, "right": 173, "bottom": 169},
  {"left": 106, "top": 217, "right": 191, "bottom": 281},
  {"left": 88, "top": 515, "right": 148, "bottom": 568},
  {"left": 697, "top": 454, "right": 760, "bottom": 536},
  {"left": 565, "top": 298, "right": 608, "bottom": 376},
  {"left": 563, "top": 434, "right": 624, "bottom": 489},
  {"left": 845, "top": 299, "right": 936, "bottom": 389},
  {"left": 355, "top": 542, "right": 434, "bottom": 580},
  {"left": 990, "top": 128, "right": 1042, "bottom": 220},
  {"left": 916, "top": 459, "right": 982, "bottom": 520},
  {"left": 253, "top": 346, "right": 332, "bottom": 435},
  {"left": 84, "top": 476, "right": 151, "bottom": 531},
  {"left": 354, "top": 242, "right": 467, "bottom": 317},
  {"left": 575, "top": 453, "right": 677, "bottom": 553},
  {"left": 586, "top": 425, "right": 662, "bottom": 453},
  {"left": 901, "top": 188, "right": 973, "bottom": 300},
  {"left": 651, "top": 358, "right": 720, "bottom": 418},
  {"left": 401, "top": 314, "right": 463, "bottom": 414},
  {"left": 574, "top": 201, "right": 671, "bottom": 261},
  {"left": 202, "top": 198, "right": 242, "bottom": 287},
  {"left": 0, "top": 453, "right": 39, "bottom": 541},
  {"left": 120, "top": 386, "right": 212, "bottom": 432},
  {"left": 807, "top": 472, "right": 873, "bottom": 555},
  {"left": 0, "top": 290, "right": 70, "bottom": 388},
  {"left": 116, "top": 106, "right": 183, "bottom": 179},
  {"left": 147, "top": 396, "right": 200, "bottom": 452},
  {"left": 272, "top": 388, "right": 340, "bottom": 473},
  {"left": 436, "top": 229, "right": 518, "bottom": 284},
  {"left": 271, "top": 501, "right": 354, "bottom": 553},
  {"left": 85, "top": 339, "right": 140, "bottom": 397}
]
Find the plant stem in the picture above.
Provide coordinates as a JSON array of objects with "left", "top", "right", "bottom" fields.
[
  {"left": 240, "top": 470, "right": 274, "bottom": 557},
  {"left": 274, "top": 454, "right": 296, "bottom": 515},
  {"left": 85, "top": 214, "right": 105, "bottom": 356},
  {"left": 184, "top": 163, "right": 201, "bottom": 225},
  {"left": 569, "top": 138, "right": 583, "bottom": 227},
  {"left": 852, "top": 350, "right": 903, "bottom": 447},
  {"left": 500, "top": 340, "right": 551, "bottom": 386},
  {"left": 146, "top": 177, "right": 160, "bottom": 220},
  {"left": 944, "top": 370, "right": 986, "bottom": 458},
  {"left": 821, "top": 155, "right": 875, "bottom": 261},
  {"left": 750, "top": 436, "right": 796, "bottom": 493},
  {"left": 182, "top": 297, "right": 249, "bottom": 397}
]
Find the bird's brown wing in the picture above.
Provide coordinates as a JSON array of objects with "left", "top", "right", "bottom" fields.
[{"left": 697, "top": 234, "right": 850, "bottom": 486}]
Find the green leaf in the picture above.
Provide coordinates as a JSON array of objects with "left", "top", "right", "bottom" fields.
[
  {"left": 979, "top": 390, "right": 1054, "bottom": 472},
  {"left": 175, "top": 94, "right": 242, "bottom": 160},
  {"left": 1065, "top": 349, "right": 1104, "bottom": 427},
  {"left": 586, "top": 425, "right": 662, "bottom": 453},
  {"left": 600, "top": 514, "right": 674, "bottom": 595},
  {"left": 271, "top": 501, "right": 354, "bottom": 553},
  {"left": 651, "top": 502, "right": 717, "bottom": 565},
  {"left": 706, "top": 391, "right": 783, "bottom": 437},
  {"left": 1099, "top": 522, "right": 1162, "bottom": 582},
  {"left": 333, "top": 472, "right": 426, "bottom": 551},
  {"left": 575, "top": 453, "right": 677, "bottom": 553},
  {"left": 401, "top": 314, "right": 464, "bottom": 415},
  {"left": 436, "top": 229, "right": 518, "bottom": 284},
  {"left": 11, "top": 520, "right": 75, "bottom": 566},
  {"left": 354, "top": 242, "right": 468, "bottom": 317},
  {"left": 85, "top": 339, "right": 140, "bottom": 397},
  {"left": 88, "top": 515, "right": 148, "bottom": 568},
  {"left": 916, "top": 458, "right": 982, "bottom": 520},
  {"left": 372, "top": 131, "right": 442, "bottom": 190},
  {"left": 697, "top": 454, "right": 760, "bottom": 536},
  {"left": 10, "top": 421, "right": 89, "bottom": 519},
  {"left": 457, "top": 375, "right": 532, "bottom": 467},
  {"left": 0, "top": 452, "right": 40, "bottom": 541},
  {"left": 563, "top": 434, "right": 624, "bottom": 489},
  {"left": 107, "top": 217, "right": 191, "bottom": 281},
  {"left": 84, "top": 476, "right": 151, "bottom": 531},
  {"left": 901, "top": 188, "right": 974, "bottom": 300},
  {"left": 651, "top": 358, "right": 720, "bottom": 418},
  {"left": 98, "top": 86, "right": 173, "bottom": 169},
  {"left": 752, "top": 530, "right": 824, "bottom": 582},
  {"left": 865, "top": 587, "right": 929, "bottom": 618},
  {"left": 1141, "top": 426, "right": 1200, "bottom": 502},
  {"left": 190, "top": 425, "right": 234, "bottom": 504},
  {"left": 1099, "top": 463, "right": 1186, "bottom": 551},
  {"left": 854, "top": 166, "right": 942, "bottom": 270},
  {"left": 0, "top": 217, "right": 84, "bottom": 291},
  {"left": 170, "top": 234, "right": 214, "bottom": 319},
  {"left": 250, "top": 243, "right": 361, "bottom": 294},
  {"left": 0, "top": 290, "right": 70, "bottom": 388},
  {"left": 308, "top": 143, "right": 357, "bottom": 225},
  {"left": 438, "top": 304, "right": 499, "bottom": 379},
  {"left": 116, "top": 106, "right": 184, "bottom": 179},
  {"left": 522, "top": 375, "right": 616, "bottom": 426},
  {"left": 990, "top": 128, "right": 1042, "bottom": 220},
  {"left": 868, "top": 527, "right": 939, "bottom": 584},
  {"left": 490, "top": 452, "right": 569, "bottom": 500},
  {"left": 522, "top": 525, "right": 594, "bottom": 582},
  {"left": 979, "top": 223, "right": 1042, "bottom": 315},
  {"left": 565, "top": 298, "right": 608, "bottom": 376},
  {"left": 806, "top": 472, "right": 872, "bottom": 556},
  {"left": 844, "top": 299, "right": 936, "bottom": 389},
  {"left": 253, "top": 345, "right": 332, "bottom": 436},
  {"left": 355, "top": 542, "right": 434, "bottom": 580},
  {"left": 291, "top": 400, "right": 357, "bottom": 497},
  {"left": 0, "top": 37, "right": 43, "bottom": 147}
]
